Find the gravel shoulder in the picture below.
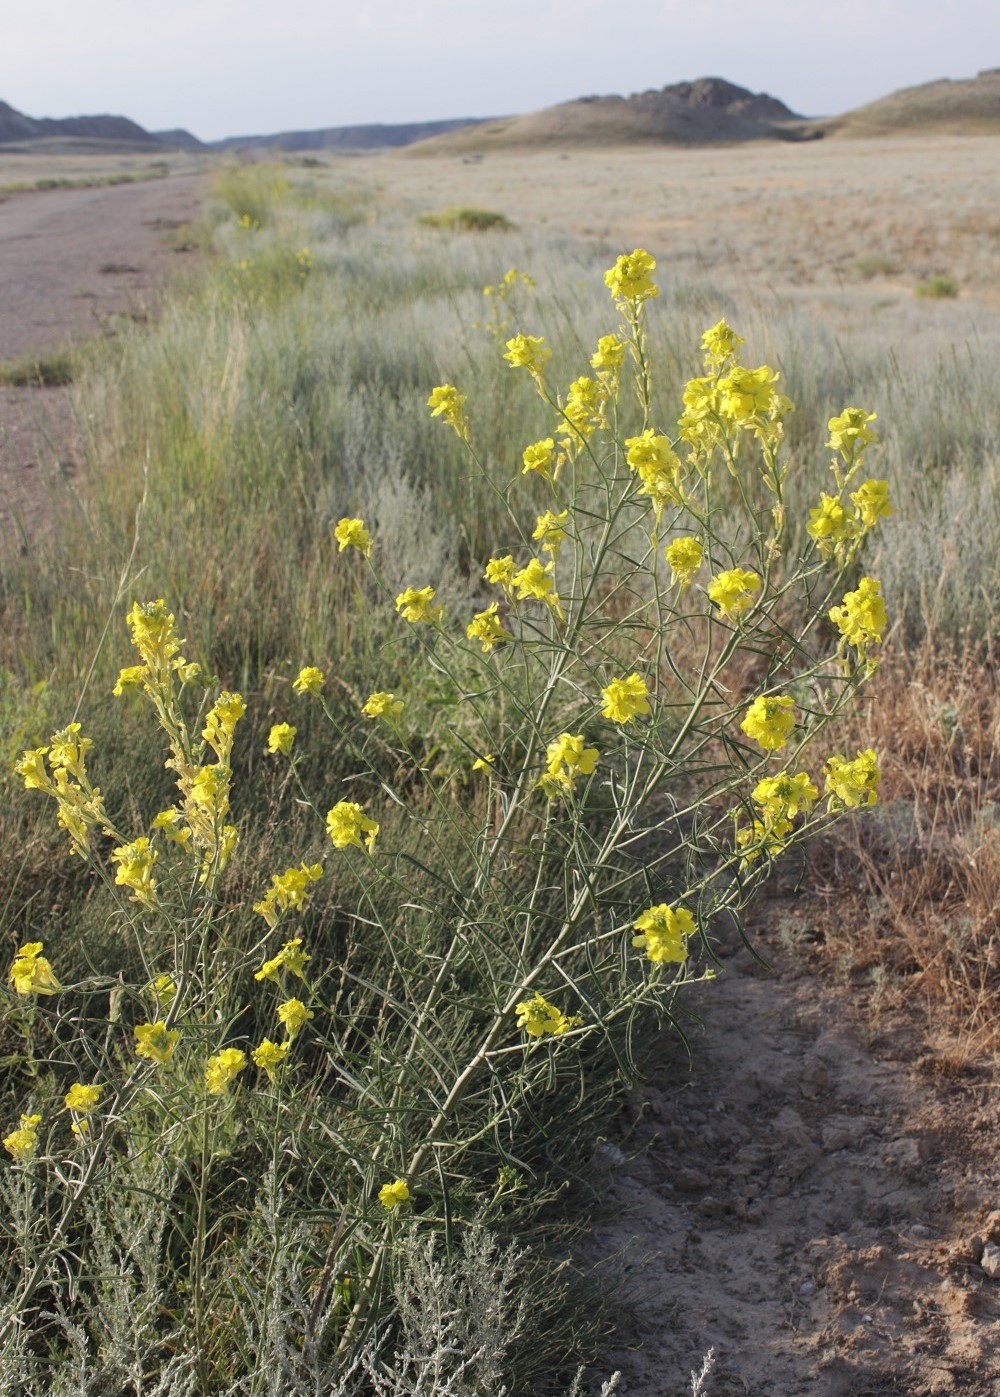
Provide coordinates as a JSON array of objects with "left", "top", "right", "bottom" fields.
[{"left": 0, "top": 174, "right": 206, "bottom": 543}]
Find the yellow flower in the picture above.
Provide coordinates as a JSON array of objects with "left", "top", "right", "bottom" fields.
[
  {"left": 205, "top": 1047, "right": 247, "bottom": 1096},
  {"left": 850, "top": 479, "right": 892, "bottom": 531},
  {"left": 707, "top": 568, "right": 761, "bottom": 622},
  {"left": 515, "top": 991, "right": 582, "bottom": 1039},
  {"left": 751, "top": 770, "right": 819, "bottom": 822},
  {"left": 327, "top": 801, "right": 379, "bottom": 852},
  {"left": 48, "top": 723, "right": 93, "bottom": 780},
  {"left": 277, "top": 997, "right": 314, "bottom": 1040},
  {"left": 15, "top": 747, "right": 52, "bottom": 793},
  {"left": 202, "top": 691, "right": 247, "bottom": 759},
  {"left": 601, "top": 674, "right": 650, "bottom": 725},
  {"left": 503, "top": 333, "right": 551, "bottom": 376},
  {"left": 148, "top": 973, "right": 178, "bottom": 1006},
  {"left": 111, "top": 837, "right": 158, "bottom": 908},
  {"left": 807, "top": 494, "right": 857, "bottom": 559},
  {"left": 254, "top": 936, "right": 311, "bottom": 982},
  {"left": 631, "top": 904, "right": 694, "bottom": 965},
  {"left": 293, "top": 666, "right": 326, "bottom": 697},
  {"left": 560, "top": 376, "right": 602, "bottom": 451},
  {"left": 427, "top": 384, "right": 469, "bottom": 440},
  {"left": 267, "top": 722, "right": 297, "bottom": 755},
  {"left": 152, "top": 807, "right": 192, "bottom": 846},
  {"left": 334, "top": 517, "right": 373, "bottom": 557},
  {"left": 824, "top": 749, "right": 880, "bottom": 809},
  {"left": 253, "top": 865, "right": 323, "bottom": 929},
  {"left": 740, "top": 695, "right": 796, "bottom": 752},
  {"left": 9, "top": 941, "right": 62, "bottom": 997},
  {"left": 827, "top": 408, "right": 878, "bottom": 458},
  {"left": 521, "top": 437, "right": 556, "bottom": 478},
  {"left": 252, "top": 1037, "right": 289, "bottom": 1083},
  {"left": 664, "top": 536, "right": 703, "bottom": 588},
  {"left": 472, "top": 754, "right": 495, "bottom": 773},
  {"left": 395, "top": 585, "right": 443, "bottom": 624},
  {"left": 590, "top": 333, "right": 627, "bottom": 377},
  {"left": 466, "top": 603, "right": 512, "bottom": 653},
  {"left": 604, "top": 248, "right": 658, "bottom": 303},
  {"left": 64, "top": 1082, "right": 102, "bottom": 1113},
  {"left": 113, "top": 664, "right": 148, "bottom": 697},
  {"left": 361, "top": 691, "right": 404, "bottom": 719},
  {"left": 625, "top": 429, "right": 683, "bottom": 512},
  {"left": 532, "top": 509, "right": 569, "bottom": 557},
  {"left": 538, "top": 732, "right": 599, "bottom": 798},
  {"left": 736, "top": 817, "right": 793, "bottom": 866},
  {"left": 511, "top": 558, "right": 564, "bottom": 617},
  {"left": 484, "top": 555, "right": 517, "bottom": 591},
  {"left": 134, "top": 1021, "right": 180, "bottom": 1066},
  {"left": 829, "top": 577, "right": 888, "bottom": 653},
  {"left": 3, "top": 1113, "right": 42, "bottom": 1163},
  {"left": 717, "top": 365, "right": 779, "bottom": 424},
  {"left": 701, "top": 319, "right": 744, "bottom": 368},
  {"left": 378, "top": 1178, "right": 411, "bottom": 1209},
  {"left": 126, "top": 599, "right": 182, "bottom": 671}
]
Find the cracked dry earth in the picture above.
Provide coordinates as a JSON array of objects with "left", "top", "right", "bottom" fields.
[{"left": 581, "top": 913, "right": 1000, "bottom": 1396}]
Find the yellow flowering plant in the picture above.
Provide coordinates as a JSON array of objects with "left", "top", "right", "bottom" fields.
[{"left": 1, "top": 245, "right": 890, "bottom": 1378}]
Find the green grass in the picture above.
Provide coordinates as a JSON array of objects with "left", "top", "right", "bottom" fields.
[
  {"left": 0, "top": 346, "right": 77, "bottom": 386},
  {"left": 418, "top": 205, "right": 514, "bottom": 232},
  {"left": 915, "top": 274, "right": 959, "bottom": 299}
]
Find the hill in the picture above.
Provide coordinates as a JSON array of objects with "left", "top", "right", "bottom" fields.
[
  {"left": 0, "top": 99, "right": 178, "bottom": 150},
  {"left": 210, "top": 116, "right": 490, "bottom": 153},
  {"left": 823, "top": 68, "right": 1000, "bottom": 137},
  {"left": 409, "top": 77, "right": 813, "bottom": 153}
]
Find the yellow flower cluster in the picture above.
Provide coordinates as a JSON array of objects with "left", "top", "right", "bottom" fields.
[
  {"left": 824, "top": 749, "right": 880, "bottom": 808},
  {"left": 740, "top": 695, "right": 797, "bottom": 752},
  {"left": 15, "top": 724, "right": 111, "bottom": 857},
  {"left": 267, "top": 722, "right": 297, "bottom": 755},
  {"left": 293, "top": 666, "right": 326, "bottom": 696},
  {"left": 604, "top": 248, "right": 658, "bottom": 304},
  {"left": 202, "top": 691, "right": 247, "bottom": 763},
  {"left": 205, "top": 1048, "right": 246, "bottom": 1096},
  {"left": 624, "top": 429, "right": 684, "bottom": 516},
  {"left": 601, "top": 674, "right": 650, "bottom": 725},
  {"left": 533, "top": 509, "right": 569, "bottom": 557},
  {"left": 511, "top": 558, "right": 564, "bottom": 618},
  {"left": 255, "top": 936, "right": 311, "bottom": 982},
  {"left": 466, "top": 603, "right": 512, "bottom": 653},
  {"left": 427, "top": 384, "right": 469, "bottom": 440},
  {"left": 522, "top": 437, "right": 556, "bottom": 478},
  {"left": 503, "top": 332, "right": 551, "bottom": 378},
  {"left": 631, "top": 904, "right": 694, "bottom": 965},
  {"left": 3, "top": 1112, "right": 42, "bottom": 1162},
  {"left": 665, "top": 536, "right": 703, "bottom": 588},
  {"left": 378, "top": 1177, "right": 411, "bottom": 1209},
  {"left": 807, "top": 480, "right": 891, "bottom": 561},
  {"left": 707, "top": 568, "right": 761, "bottom": 623},
  {"left": 701, "top": 319, "right": 744, "bottom": 367},
  {"left": 64, "top": 1081, "right": 102, "bottom": 1137},
  {"left": 134, "top": 1021, "right": 180, "bottom": 1066},
  {"left": 559, "top": 376, "right": 602, "bottom": 456},
  {"left": 537, "top": 732, "right": 599, "bottom": 799},
  {"left": 111, "top": 837, "right": 158, "bottom": 909},
  {"left": 829, "top": 577, "right": 888, "bottom": 656},
  {"left": 326, "top": 801, "right": 379, "bottom": 852},
  {"left": 737, "top": 769, "right": 819, "bottom": 865},
  {"left": 253, "top": 863, "right": 324, "bottom": 929},
  {"left": 361, "top": 691, "right": 404, "bottom": 719},
  {"left": 9, "top": 941, "right": 61, "bottom": 997},
  {"left": 395, "top": 585, "right": 443, "bottom": 624},
  {"left": 334, "top": 516, "right": 373, "bottom": 557},
  {"left": 515, "top": 992, "right": 582, "bottom": 1039}
]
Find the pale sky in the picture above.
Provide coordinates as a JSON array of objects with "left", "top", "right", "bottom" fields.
[{"left": 3, "top": 0, "right": 999, "bottom": 143}]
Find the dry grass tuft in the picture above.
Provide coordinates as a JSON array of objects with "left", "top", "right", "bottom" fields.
[{"left": 809, "top": 636, "right": 1000, "bottom": 1051}]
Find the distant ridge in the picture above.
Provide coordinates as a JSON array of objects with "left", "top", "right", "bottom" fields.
[
  {"left": 210, "top": 116, "right": 492, "bottom": 153},
  {"left": 0, "top": 99, "right": 179, "bottom": 150},
  {"left": 409, "top": 77, "right": 815, "bottom": 153},
  {"left": 822, "top": 68, "right": 1000, "bottom": 137}
]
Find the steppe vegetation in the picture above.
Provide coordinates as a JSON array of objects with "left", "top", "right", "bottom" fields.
[{"left": 1, "top": 132, "right": 999, "bottom": 1392}]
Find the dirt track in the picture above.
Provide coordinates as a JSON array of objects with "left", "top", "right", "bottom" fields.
[{"left": 0, "top": 173, "right": 205, "bottom": 542}]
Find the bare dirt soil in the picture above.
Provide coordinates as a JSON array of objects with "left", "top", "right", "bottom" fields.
[
  {"left": 0, "top": 173, "right": 205, "bottom": 542},
  {"left": 582, "top": 909, "right": 1000, "bottom": 1396}
]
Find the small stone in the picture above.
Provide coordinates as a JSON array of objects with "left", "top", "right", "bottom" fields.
[
  {"left": 910, "top": 1223, "right": 932, "bottom": 1238},
  {"left": 694, "top": 1194, "right": 728, "bottom": 1218},
  {"left": 799, "top": 1281, "right": 816, "bottom": 1296},
  {"left": 981, "top": 1241, "right": 1000, "bottom": 1278},
  {"left": 800, "top": 1059, "right": 830, "bottom": 1098},
  {"left": 821, "top": 1118, "right": 864, "bottom": 1152},
  {"left": 674, "top": 1166, "right": 708, "bottom": 1192}
]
